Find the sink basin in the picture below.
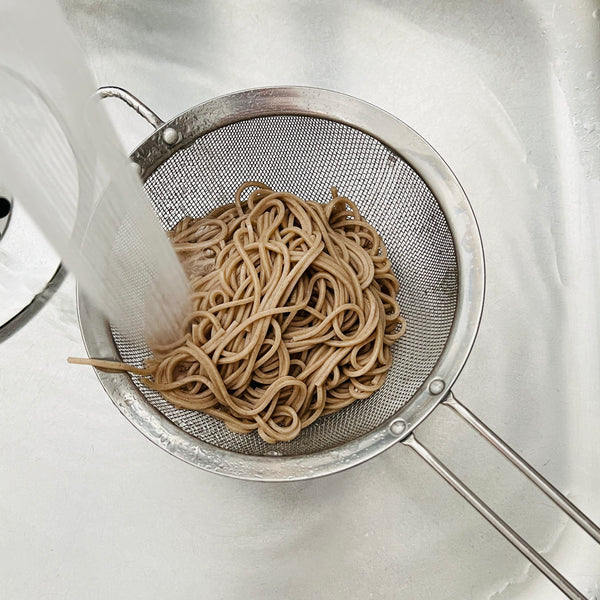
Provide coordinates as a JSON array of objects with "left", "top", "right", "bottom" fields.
[{"left": 1, "top": 1, "right": 598, "bottom": 598}]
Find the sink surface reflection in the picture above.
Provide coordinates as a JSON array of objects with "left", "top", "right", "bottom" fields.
[{"left": 0, "top": 1, "right": 598, "bottom": 598}]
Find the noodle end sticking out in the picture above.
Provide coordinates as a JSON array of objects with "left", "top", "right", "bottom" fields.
[{"left": 71, "top": 182, "right": 406, "bottom": 443}]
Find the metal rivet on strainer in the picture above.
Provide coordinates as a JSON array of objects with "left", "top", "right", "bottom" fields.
[
  {"left": 389, "top": 419, "right": 407, "bottom": 435},
  {"left": 162, "top": 127, "right": 180, "bottom": 145},
  {"left": 428, "top": 379, "right": 446, "bottom": 395}
]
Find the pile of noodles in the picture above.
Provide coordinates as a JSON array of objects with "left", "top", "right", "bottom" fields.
[{"left": 71, "top": 182, "right": 405, "bottom": 443}]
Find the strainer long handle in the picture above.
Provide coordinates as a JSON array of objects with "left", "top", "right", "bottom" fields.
[
  {"left": 402, "top": 433, "right": 588, "bottom": 600},
  {"left": 443, "top": 393, "right": 600, "bottom": 543},
  {"left": 402, "top": 393, "right": 600, "bottom": 600}
]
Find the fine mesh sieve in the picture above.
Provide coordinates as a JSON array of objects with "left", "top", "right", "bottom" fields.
[
  {"left": 82, "top": 86, "right": 480, "bottom": 469},
  {"left": 115, "top": 114, "right": 458, "bottom": 457},
  {"left": 78, "top": 86, "right": 599, "bottom": 599}
]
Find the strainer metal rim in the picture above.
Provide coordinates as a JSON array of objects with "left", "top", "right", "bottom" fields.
[{"left": 77, "top": 86, "right": 485, "bottom": 481}]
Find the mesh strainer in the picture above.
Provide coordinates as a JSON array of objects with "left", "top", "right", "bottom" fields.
[{"left": 78, "top": 86, "right": 598, "bottom": 599}]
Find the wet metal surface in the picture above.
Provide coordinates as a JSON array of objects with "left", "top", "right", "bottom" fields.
[{"left": 1, "top": 2, "right": 599, "bottom": 598}]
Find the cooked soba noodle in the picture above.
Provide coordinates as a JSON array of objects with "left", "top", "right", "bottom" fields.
[{"left": 70, "top": 182, "right": 406, "bottom": 443}]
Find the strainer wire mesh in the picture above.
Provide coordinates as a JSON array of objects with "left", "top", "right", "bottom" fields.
[{"left": 111, "top": 114, "right": 458, "bottom": 457}]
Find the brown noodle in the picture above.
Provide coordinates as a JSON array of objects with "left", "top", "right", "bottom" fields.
[{"left": 69, "top": 182, "right": 406, "bottom": 443}]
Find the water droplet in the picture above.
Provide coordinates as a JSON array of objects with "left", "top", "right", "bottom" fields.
[
  {"left": 594, "top": 8, "right": 600, "bottom": 20},
  {"left": 265, "top": 449, "right": 282, "bottom": 456},
  {"left": 586, "top": 71, "right": 597, "bottom": 81}
]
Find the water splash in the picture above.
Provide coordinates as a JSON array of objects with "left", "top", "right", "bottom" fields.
[{"left": 0, "top": 0, "right": 190, "bottom": 345}]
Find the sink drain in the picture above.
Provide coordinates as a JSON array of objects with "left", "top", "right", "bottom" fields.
[{"left": 0, "top": 195, "right": 12, "bottom": 239}]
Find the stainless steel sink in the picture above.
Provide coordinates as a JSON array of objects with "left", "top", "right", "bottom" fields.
[{"left": 1, "top": 1, "right": 598, "bottom": 598}]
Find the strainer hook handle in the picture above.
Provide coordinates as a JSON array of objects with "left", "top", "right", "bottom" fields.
[{"left": 97, "top": 86, "right": 165, "bottom": 129}]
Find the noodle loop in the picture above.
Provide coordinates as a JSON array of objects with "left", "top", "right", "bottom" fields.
[{"left": 70, "top": 183, "right": 406, "bottom": 443}]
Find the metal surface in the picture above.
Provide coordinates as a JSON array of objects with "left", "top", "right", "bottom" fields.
[
  {"left": 0, "top": 182, "right": 63, "bottom": 334},
  {"left": 0, "top": 264, "right": 66, "bottom": 342},
  {"left": 2, "top": 1, "right": 599, "bottom": 599},
  {"left": 79, "top": 85, "right": 598, "bottom": 597},
  {"left": 402, "top": 434, "right": 588, "bottom": 600},
  {"left": 97, "top": 86, "right": 165, "bottom": 129},
  {"left": 78, "top": 85, "right": 484, "bottom": 477},
  {"left": 443, "top": 393, "right": 600, "bottom": 544}
]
